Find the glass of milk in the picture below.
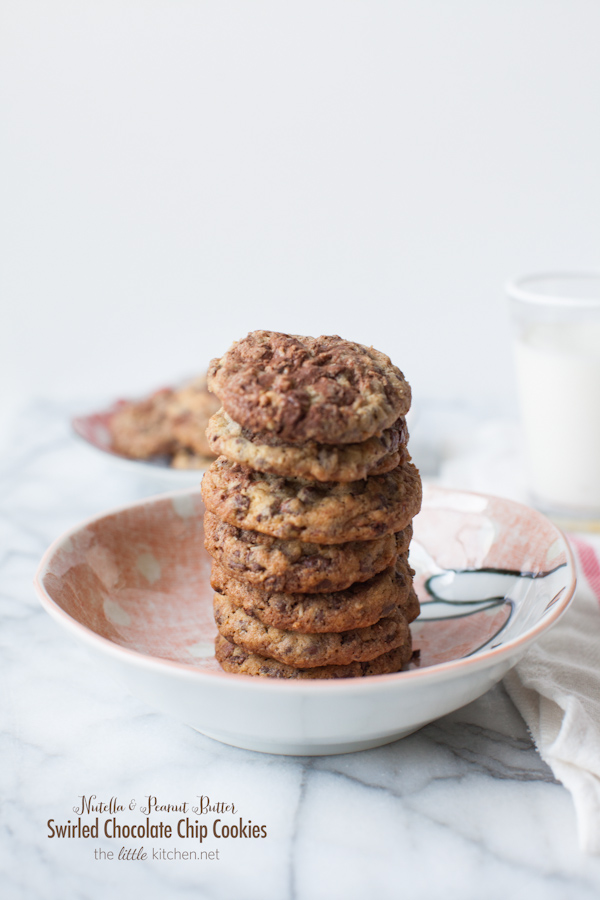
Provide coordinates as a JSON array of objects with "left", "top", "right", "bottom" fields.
[{"left": 507, "top": 272, "right": 600, "bottom": 530}]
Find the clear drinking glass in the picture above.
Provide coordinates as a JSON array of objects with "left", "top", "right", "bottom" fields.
[{"left": 507, "top": 272, "right": 600, "bottom": 531}]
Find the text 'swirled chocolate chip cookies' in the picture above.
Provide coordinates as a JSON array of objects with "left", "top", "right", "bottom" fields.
[{"left": 201, "top": 331, "right": 422, "bottom": 679}]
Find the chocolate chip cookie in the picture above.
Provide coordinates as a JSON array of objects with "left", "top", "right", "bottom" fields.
[
  {"left": 215, "top": 634, "right": 412, "bottom": 679},
  {"left": 208, "top": 332, "right": 411, "bottom": 444},
  {"left": 204, "top": 512, "right": 410, "bottom": 593},
  {"left": 213, "top": 592, "right": 411, "bottom": 667},
  {"left": 110, "top": 389, "right": 177, "bottom": 459},
  {"left": 109, "top": 376, "right": 219, "bottom": 464},
  {"left": 166, "top": 377, "right": 220, "bottom": 458},
  {"left": 206, "top": 408, "right": 408, "bottom": 482},
  {"left": 211, "top": 560, "right": 417, "bottom": 633},
  {"left": 201, "top": 457, "right": 422, "bottom": 543}
]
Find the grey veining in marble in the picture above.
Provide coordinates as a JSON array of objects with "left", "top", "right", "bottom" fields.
[{"left": 3, "top": 400, "right": 600, "bottom": 900}]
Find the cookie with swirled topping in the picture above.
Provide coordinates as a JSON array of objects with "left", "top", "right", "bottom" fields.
[{"left": 208, "top": 331, "right": 411, "bottom": 445}]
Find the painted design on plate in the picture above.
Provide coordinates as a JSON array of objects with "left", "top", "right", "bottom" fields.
[
  {"left": 409, "top": 561, "right": 567, "bottom": 667},
  {"left": 408, "top": 484, "right": 569, "bottom": 668}
]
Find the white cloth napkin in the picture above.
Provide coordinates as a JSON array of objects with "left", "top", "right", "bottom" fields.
[
  {"left": 503, "top": 536, "right": 600, "bottom": 855},
  {"left": 432, "top": 417, "right": 600, "bottom": 854}
]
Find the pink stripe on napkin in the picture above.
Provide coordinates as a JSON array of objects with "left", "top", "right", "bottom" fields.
[{"left": 569, "top": 535, "right": 600, "bottom": 604}]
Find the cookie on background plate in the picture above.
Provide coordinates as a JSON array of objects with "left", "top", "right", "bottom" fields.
[
  {"left": 166, "top": 377, "right": 220, "bottom": 458},
  {"left": 109, "top": 389, "right": 176, "bottom": 459},
  {"left": 108, "top": 376, "right": 219, "bottom": 464}
]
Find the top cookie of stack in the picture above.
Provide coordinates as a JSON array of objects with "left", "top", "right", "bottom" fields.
[{"left": 201, "top": 330, "right": 422, "bottom": 678}]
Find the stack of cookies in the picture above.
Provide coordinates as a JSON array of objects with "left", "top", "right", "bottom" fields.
[{"left": 201, "top": 331, "right": 422, "bottom": 679}]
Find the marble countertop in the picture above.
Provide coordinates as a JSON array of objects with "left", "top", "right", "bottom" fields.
[{"left": 4, "top": 399, "right": 600, "bottom": 900}]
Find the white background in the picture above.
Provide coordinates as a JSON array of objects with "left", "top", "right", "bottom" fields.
[{"left": 2, "top": 0, "right": 599, "bottom": 423}]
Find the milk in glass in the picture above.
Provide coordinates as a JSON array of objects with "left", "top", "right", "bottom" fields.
[{"left": 514, "top": 320, "right": 600, "bottom": 512}]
